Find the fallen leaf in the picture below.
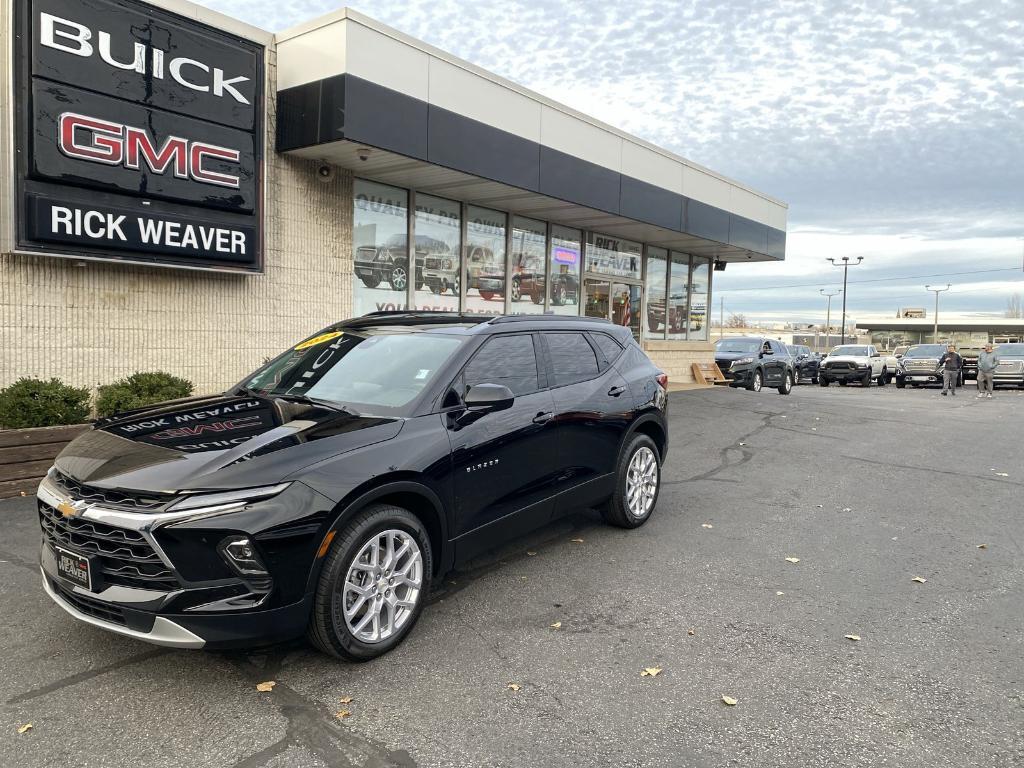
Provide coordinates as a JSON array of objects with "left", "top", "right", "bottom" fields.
[
  {"left": 844, "top": 634, "right": 861, "bottom": 642},
  {"left": 842, "top": 507, "right": 852, "bottom": 513},
  {"left": 911, "top": 577, "right": 927, "bottom": 584},
  {"left": 722, "top": 695, "right": 738, "bottom": 706},
  {"left": 256, "top": 681, "right": 276, "bottom": 692},
  {"left": 816, "top": 505, "right": 824, "bottom": 509},
  {"left": 977, "top": 544, "right": 988, "bottom": 549},
  {"left": 526, "top": 551, "right": 537, "bottom": 556},
  {"left": 335, "top": 710, "right": 352, "bottom": 719},
  {"left": 640, "top": 667, "right": 662, "bottom": 677},
  {"left": 995, "top": 472, "right": 1009, "bottom": 477},
  {"left": 19, "top": 491, "right": 27, "bottom": 497},
  {"left": 687, "top": 628, "right": 695, "bottom": 636},
  {"left": 776, "top": 591, "right": 785, "bottom": 596},
  {"left": 17, "top": 724, "right": 32, "bottom": 734},
  {"left": 569, "top": 538, "right": 584, "bottom": 543},
  {"left": 785, "top": 557, "right": 800, "bottom": 564},
  {"left": 738, "top": 442, "right": 747, "bottom": 446},
  {"left": 506, "top": 683, "right": 521, "bottom": 691},
  {"left": 339, "top": 696, "right": 353, "bottom": 705},
  {"left": 550, "top": 621, "right": 562, "bottom": 629},
  {"left": 811, "top": 427, "right": 817, "bottom": 431},
  {"left": 702, "top": 523, "right": 713, "bottom": 529}
]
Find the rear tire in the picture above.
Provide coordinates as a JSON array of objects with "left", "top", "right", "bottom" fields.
[
  {"left": 778, "top": 371, "right": 793, "bottom": 395},
  {"left": 307, "top": 504, "right": 432, "bottom": 661},
  {"left": 599, "top": 434, "right": 661, "bottom": 529},
  {"left": 819, "top": 376, "right": 829, "bottom": 387}
]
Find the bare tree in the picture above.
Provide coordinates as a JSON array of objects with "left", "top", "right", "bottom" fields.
[
  {"left": 1007, "top": 294, "right": 1022, "bottom": 319},
  {"left": 726, "top": 313, "right": 748, "bottom": 328}
]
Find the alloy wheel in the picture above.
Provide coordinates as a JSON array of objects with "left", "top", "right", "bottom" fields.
[
  {"left": 391, "top": 266, "right": 408, "bottom": 291},
  {"left": 625, "top": 447, "right": 658, "bottom": 519},
  {"left": 511, "top": 279, "right": 521, "bottom": 301},
  {"left": 753, "top": 371, "right": 762, "bottom": 392},
  {"left": 339, "top": 529, "right": 423, "bottom": 644}
]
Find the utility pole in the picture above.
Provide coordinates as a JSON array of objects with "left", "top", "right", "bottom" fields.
[
  {"left": 827, "top": 256, "right": 864, "bottom": 343},
  {"left": 926, "top": 284, "right": 951, "bottom": 343},
  {"left": 719, "top": 296, "right": 724, "bottom": 340},
  {"left": 821, "top": 289, "right": 841, "bottom": 351}
]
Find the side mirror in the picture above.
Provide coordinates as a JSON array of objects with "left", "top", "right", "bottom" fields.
[
  {"left": 872, "top": 352, "right": 881, "bottom": 358},
  {"left": 464, "top": 383, "right": 515, "bottom": 413}
]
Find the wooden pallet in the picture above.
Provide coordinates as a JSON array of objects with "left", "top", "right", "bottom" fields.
[{"left": 692, "top": 362, "right": 732, "bottom": 386}]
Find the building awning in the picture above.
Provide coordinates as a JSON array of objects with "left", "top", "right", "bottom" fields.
[{"left": 274, "top": 9, "right": 787, "bottom": 263}]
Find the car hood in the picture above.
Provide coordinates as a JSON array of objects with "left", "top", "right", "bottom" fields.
[
  {"left": 54, "top": 394, "right": 403, "bottom": 493},
  {"left": 714, "top": 351, "right": 758, "bottom": 362},
  {"left": 824, "top": 355, "right": 868, "bottom": 364}
]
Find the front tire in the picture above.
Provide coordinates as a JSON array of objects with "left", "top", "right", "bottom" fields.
[
  {"left": 308, "top": 504, "right": 432, "bottom": 661},
  {"left": 599, "top": 434, "right": 661, "bottom": 529},
  {"left": 819, "top": 376, "right": 829, "bottom": 387},
  {"left": 749, "top": 369, "right": 763, "bottom": 392}
]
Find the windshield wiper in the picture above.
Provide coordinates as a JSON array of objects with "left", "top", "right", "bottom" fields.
[{"left": 270, "top": 393, "right": 360, "bottom": 416}]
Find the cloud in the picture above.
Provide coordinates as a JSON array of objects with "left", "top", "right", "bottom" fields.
[{"left": 200, "top": 0, "right": 1024, "bottom": 317}]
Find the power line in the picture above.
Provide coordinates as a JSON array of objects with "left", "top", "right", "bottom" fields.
[{"left": 716, "top": 267, "right": 1021, "bottom": 293}]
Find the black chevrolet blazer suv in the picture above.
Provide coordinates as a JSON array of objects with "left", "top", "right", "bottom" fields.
[{"left": 38, "top": 313, "right": 669, "bottom": 660}]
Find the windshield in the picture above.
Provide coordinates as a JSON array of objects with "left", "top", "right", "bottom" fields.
[
  {"left": 996, "top": 343, "right": 1024, "bottom": 356},
  {"left": 715, "top": 339, "right": 760, "bottom": 354},
  {"left": 904, "top": 344, "right": 946, "bottom": 358},
  {"left": 244, "top": 330, "right": 465, "bottom": 414},
  {"left": 831, "top": 346, "right": 869, "bottom": 356}
]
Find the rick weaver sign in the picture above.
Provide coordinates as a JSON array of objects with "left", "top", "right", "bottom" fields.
[{"left": 13, "top": 0, "right": 265, "bottom": 271}]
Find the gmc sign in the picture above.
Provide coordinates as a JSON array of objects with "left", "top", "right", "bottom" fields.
[{"left": 14, "top": 0, "right": 265, "bottom": 271}]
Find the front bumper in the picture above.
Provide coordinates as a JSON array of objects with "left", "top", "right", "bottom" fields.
[
  {"left": 821, "top": 366, "right": 870, "bottom": 381},
  {"left": 725, "top": 366, "right": 754, "bottom": 387}
]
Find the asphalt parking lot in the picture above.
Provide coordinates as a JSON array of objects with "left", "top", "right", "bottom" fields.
[{"left": 2, "top": 382, "right": 1022, "bottom": 768}]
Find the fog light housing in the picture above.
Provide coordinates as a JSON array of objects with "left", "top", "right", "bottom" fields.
[{"left": 219, "top": 536, "right": 272, "bottom": 591}]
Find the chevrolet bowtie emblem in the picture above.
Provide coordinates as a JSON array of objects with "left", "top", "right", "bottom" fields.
[{"left": 57, "top": 498, "right": 85, "bottom": 518}]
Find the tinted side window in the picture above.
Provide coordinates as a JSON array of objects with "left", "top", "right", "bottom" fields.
[
  {"left": 590, "top": 332, "right": 623, "bottom": 368},
  {"left": 464, "top": 334, "right": 539, "bottom": 396},
  {"left": 546, "top": 333, "right": 600, "bottom": 386},
  {"left": 770, "top": 340, "right": 786, "bottom": 355}
]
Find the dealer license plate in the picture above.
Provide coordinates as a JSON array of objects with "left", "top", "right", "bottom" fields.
[{"left": 54, "top": 546, "right": 92, "bottom": 590}]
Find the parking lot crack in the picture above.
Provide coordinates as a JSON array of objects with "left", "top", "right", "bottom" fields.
[{"left": 5, "top": 648, "right": 169, "bottom": 705}]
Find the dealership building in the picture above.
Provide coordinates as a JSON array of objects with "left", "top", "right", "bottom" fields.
[{"left": 0, "top": 0, "right": 788, "bottom": 396}]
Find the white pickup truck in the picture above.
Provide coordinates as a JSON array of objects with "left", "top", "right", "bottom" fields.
[{"left": 818, "top": 344, "right": 896, "bottom": 387}]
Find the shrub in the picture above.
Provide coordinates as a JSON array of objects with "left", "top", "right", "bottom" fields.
[
  {"left": 96, "top": 371, "right": 193, "bottom": 418},
  {"left": 0, "top": 378, "right": 91, "bottom": 429}
]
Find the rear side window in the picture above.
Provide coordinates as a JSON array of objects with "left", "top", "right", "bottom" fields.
[
  {"left": 546, "top": 333, "right": 600, "bottom": 386},
  {"left": 463, "top": 334, "right": 539, "bottom": 396},
  {"left": 590, "top": 333, "right": 623, "bottom": 368}
]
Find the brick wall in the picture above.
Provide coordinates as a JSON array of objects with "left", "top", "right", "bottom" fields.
[
  {"left": 644, "top": 340, "right": 716, "bottom": 385},
  {"left": 0, "top": 48, "right": 356, "bottom": 399}
]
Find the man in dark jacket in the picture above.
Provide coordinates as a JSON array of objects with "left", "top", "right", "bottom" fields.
[{"left": 939, "top": 344, "right": 963, "bottom": 396}]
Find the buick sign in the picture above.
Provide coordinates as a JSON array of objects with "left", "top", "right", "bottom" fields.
[{"left": 14, "top": 0, "right": 265, "bottom": 271}]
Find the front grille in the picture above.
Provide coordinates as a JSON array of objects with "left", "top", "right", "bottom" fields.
[
  {"left": 424, "top": 257, "right": 446, "bottom": 270},
  {"left": 51, "top": 579, "right": 127, "bottom": 625},
  {"left": 39, "top": 503, "right": 179, "bottom": 591},
  {"left": 996, "top": 360, "right": 1024, "bottom": 373},
  {"left": 715, "top": 360, "right": 732, "bottom": 374},
  {"left": 826, "top": 362, "right": 856, "bottom": 371},
  {"left": 52, "top": 471, "right": 171, "bottom": 512}
]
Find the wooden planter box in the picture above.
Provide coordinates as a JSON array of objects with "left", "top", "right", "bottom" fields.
[{"left": 0, "top": 424, "right": 90, "bottom": 500}]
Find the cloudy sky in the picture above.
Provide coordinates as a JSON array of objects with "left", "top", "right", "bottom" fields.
[{"left": 204, "top": 0, "right": 1023, "bottom": 323}]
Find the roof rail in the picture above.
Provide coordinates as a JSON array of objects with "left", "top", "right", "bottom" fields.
[
  {"left": 489, "top": 314, "right": 612, "bottom": 325},
  {"left": 352, "top": 311, "right": 495, "bottom": 325}
]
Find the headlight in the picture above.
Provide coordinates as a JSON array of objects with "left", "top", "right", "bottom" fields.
[
  {"left": 734, "top": 357, "right": 755, "bottom": 365},
  {"left": 169, "top": 483, "right": 291, "bottom": 512}
]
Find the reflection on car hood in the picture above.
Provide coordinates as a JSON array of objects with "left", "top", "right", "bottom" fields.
[
  {"left": 54, "top": 393, "right": 403, "bottom": 493},
  {"left": 824, "top": 355, "right": 868, "bottom": 364},
  {"left": 714, "top": 351, "right": 757, "bottom": 361}
]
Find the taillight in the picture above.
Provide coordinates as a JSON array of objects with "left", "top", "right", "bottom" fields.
[{"left": 656, "top": 373, "right": 668, "bottom": 389}]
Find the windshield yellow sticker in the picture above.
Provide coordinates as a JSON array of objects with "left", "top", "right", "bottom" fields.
[{"left": 294, "top": 331, "right": 343, "bottom": 351}]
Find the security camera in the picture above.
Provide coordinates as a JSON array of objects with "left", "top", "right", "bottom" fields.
[
  {"left": 357, "top": 147, "right": 372, "bottom": 162},
  {"left": 316, "top": 163, "right": 334, "bottom": 183}
]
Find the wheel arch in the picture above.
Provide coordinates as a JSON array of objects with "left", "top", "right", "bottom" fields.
[
  {"left": 623, "top": 413, "right": 668, "bottom": 463},
  {"left": 312, "top": 478, "right": 450, "bottom": 592}
]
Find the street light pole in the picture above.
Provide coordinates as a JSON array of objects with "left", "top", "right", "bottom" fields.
[
  {"left": 821, "top": 289, "right": 841, "bottom": 351},
  {"left": 827, "top": 257, "right": 864, "bottom": 343},
  {"left": 926, "top": 284, "right": 951, "bottom": 343}
]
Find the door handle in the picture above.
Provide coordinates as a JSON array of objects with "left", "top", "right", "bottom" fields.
[
  {"left": 607, "top": 385, "right": 626, "bottom": 397},
  {"left": 532, "top": 411, "right": 554, "bottom": 424}
]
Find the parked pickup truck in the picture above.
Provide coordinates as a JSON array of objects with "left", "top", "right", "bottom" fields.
[
  {"left": 894, "top": 343, "right": 952, "bottom": 388},
  {"left": 818, "top": 344, "right": 893, "bottom": 387}
]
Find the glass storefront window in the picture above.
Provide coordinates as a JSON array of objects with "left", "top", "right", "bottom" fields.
[
  {"left": 465, "top": 206, "right": 507, "bottom": 315},
  {"left": 509, "top": 216, "right": 547, "bottom": 314},
  {"left": 612, "top": 282, "right": 641, "bottom": 340},
  {"left": 549, "top": 225, "right": 581, "bottom": 315},
  {"left": 667, "top": 252, "right": 689, "bottom": 340},
  {"left": 644, "top": 247, "right": 668, "bottom": 340},
  {"left": 690, "top": 258, "right": 710, "bottom": 340},
  {"left": 353, "top": 180, "right": 410, "bottom": 316},
  {"left": 413, "top": 194, "right": 461, "bottom": 312},
  {"left": 585, "top": 233, "right": 642, "bottom": 279}
]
